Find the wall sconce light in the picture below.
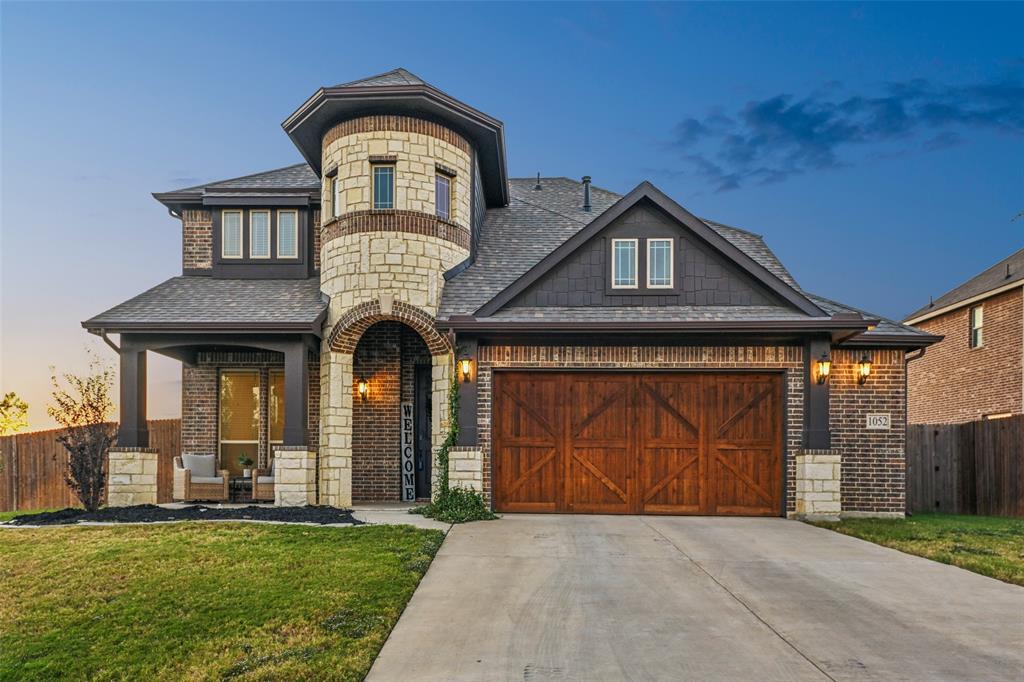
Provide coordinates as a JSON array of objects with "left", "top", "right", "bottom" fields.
[
  {"left": 857, "top": 353, "right": 873, "bottom": 385},
  {"left": 357, "top": 378, "right": 369, "bottom": 400},
  {"left": 815, "top": 353, "right": 831, "bottom": 385},
  {"left": 459, "top": 358, "right": 473, "bottom": 382}
]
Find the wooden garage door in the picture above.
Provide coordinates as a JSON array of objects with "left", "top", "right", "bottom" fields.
[{"left": 493, "top": 372, "right": 783, "bottom": 516}]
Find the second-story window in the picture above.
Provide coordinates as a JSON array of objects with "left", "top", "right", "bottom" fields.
[
  {"left": 969, "top": 305, "right": 984, "bottom": 348},
  {"left": 222, "top": 210, "right": 242, "bottom": 259},
  {"left": 331, "top": 176, "right": 341, "bottom": 218},
  {"left": 435, "top": 174, "right": 452, "bottom": 220},
  {"left": 647, "top": 238, "right": 673, "bottom": 288},
  {"left": 372, "top": 164, "right": 395, "bottom": 209},
  {"left": 278, "top": 210, "right": 298, "bottom": 259},
  {"left": 611, "top": 239, "right": 638, "bottom": 288},
  {"left": 250, "top": 210, "right": 271, "bottom": 259}
]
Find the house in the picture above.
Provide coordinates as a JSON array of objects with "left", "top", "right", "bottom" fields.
[
  {"left": 84, "top": 68, "right": 938, "bottom": 519},
  {"left": 905, "top": 248, "right": 1024, "bottom": 424}
]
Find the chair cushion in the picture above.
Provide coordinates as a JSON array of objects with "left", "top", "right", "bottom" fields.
[
  {"left": 190, "top": 476, "right": 224, "bottom": 485},
  {"left": 257, "top": 476, "right": 274, "bottom": 484},
  {"left": 182, "top": 453, "right": 216, "bottom": 478}
]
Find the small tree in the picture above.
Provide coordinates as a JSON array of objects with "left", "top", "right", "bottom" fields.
[
  {"left": 0, "top": 391, "right": 29, "bottom": 436},
  {"left": 47, "top": 359, "right": 116, "bottom": 512}
]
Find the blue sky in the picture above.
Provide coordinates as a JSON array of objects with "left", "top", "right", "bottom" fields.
[{"left": 2, "top": 2, "right": 1021, "bottom": 429}]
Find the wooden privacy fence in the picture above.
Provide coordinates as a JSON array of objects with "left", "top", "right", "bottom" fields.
[
  {"left": 906, "top": 415, "right": 1024, "bottom": 517},
  {"left": 0, "top": 419, "right": 181, "bottom": 512}
]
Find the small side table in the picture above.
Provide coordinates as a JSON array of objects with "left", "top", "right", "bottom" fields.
[{"left": 229, "top": 476, "right": 253, "bottom": 503}]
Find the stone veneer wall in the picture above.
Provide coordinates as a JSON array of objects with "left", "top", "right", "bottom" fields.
[
  {"left": 794, "top": 449, "right": 841, "bottom": 519},
  {"left": 448, "top": 446, "right": 484, "bottom": 491},
  {"left": 182, "top": 209, "right": 213, "bottom": 271},
  {"left": 475, "top": 345, "right": 806, "bottom": 510},
  {"left": 273, "top": 446, "right": 317, "bottom": 506},
  {"left": 181, "top": 351, "right": 320, "bottom": 467},
  {"left": 908, "top": 286, "right": 1022, "bottom": 424},
  {"left": 107, "top": 447, "right": 159, "bottom": 506},
  {"left": 830, "top": 348, "right": 907, "bottom": 515}
]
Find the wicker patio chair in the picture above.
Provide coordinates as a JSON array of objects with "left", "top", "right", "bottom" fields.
[
  {"left": 173, "top": 454, "right": 230, "bottom": 502},
  {"left": 253, "top": 458, "right": 275, "bottom": 502}
]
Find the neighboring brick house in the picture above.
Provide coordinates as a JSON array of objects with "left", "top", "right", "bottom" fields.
[
  {"left": 85, "top": 68, "right": 937, "bottom": 518},
  {"left": 905, "top": 248, "right": 1024, "bottom": 424}
]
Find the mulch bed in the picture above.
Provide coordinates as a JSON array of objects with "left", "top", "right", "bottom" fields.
[{"left": 3, "top": 504, "right": 363, "bottom": 526}]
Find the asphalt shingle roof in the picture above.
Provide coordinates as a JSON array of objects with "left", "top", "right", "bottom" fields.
[
  {"left": 905, "top": 247, "right": 1024, "bottom": 321},
  {"left": 166, "top": 163, "right": 319, "bottom": 194},
  {"left": 332, "top": 68, "right": 426, "bottom": 89},
  {"left": 83, "top": 277, "right": 326, "bottom": 330}
]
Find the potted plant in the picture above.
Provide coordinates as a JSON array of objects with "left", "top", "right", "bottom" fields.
[{"left": 238, "top": 453, "right": 254, "bottom": 478}]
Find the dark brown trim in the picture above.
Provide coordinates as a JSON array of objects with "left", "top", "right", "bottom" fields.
[
  {"left": 455, "top": 337, "right": 478, "bottom": 446},
  {"left": 203, "top": 196, "right": 310, "bottom": 207},
  {"left": 440, "top": 317, "right": 874, "bottom": 334},
  {"left": 472, "top": 182, "right": 826, "bottom": 318},
  {"left": 182, "top": 267, "right": 213, "bottom": 277},
  {"left": 81, "top": 310, "right": 327, "bottom": 337},
  {"left": 804, "top": 337, "right": 831, "bottom": 449},
  {"left": 839, "top": 332, "right": 943, "bottom": 349}
]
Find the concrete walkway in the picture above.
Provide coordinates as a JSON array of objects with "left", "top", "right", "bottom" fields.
[{"left": 368, "top": 515, "right": 1024, "bottom": 681}]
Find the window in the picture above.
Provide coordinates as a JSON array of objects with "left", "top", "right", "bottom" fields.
[
  {"left": 372, "top": 164, "right": 395, "bottom": 209},
  {"left": 969, "top": 305, "right": 984, "bottom": 348},
  {"left": 222, "top": 210, "right": 242, "bottom": 258},
  {"left": 250, "top": 210, "right": 271, "bottom": 258},
  {"left": 277, "top": 210, "right": 298, "bottom": 258},
  {"left": 612, "top": 239, "right": 638, "bottom": 288},
  {"left": 435, "top": 174, "right": 452, "bottom": 220},
  {"left": 219, "top": 370, "right": 260, "bottom": 476},
  {"left": 269, "top": 370, "right": 285, "bottom": 447},
  {"left": 647, "top": 238, "right": 673, "bottom": 288},
  {"left": 331, "top": 176, "right": 341, "bottom": 218}
]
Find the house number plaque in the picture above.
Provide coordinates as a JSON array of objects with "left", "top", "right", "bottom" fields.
[{"left": 866, "top": 413, "right": 891, "bottom": 430}]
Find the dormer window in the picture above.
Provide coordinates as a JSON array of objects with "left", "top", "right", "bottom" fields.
[
  {"left": 278, "top": 210, "right": 298, "bottom": 259},
  {"left": 612, "top": 239, "right": 638, "bottom": 288},
  {"left": 222, "top": 210, "right": 242, "bottom": 259},
  {"left": 372, "top": 164, "right": 395, "bottom": 209},
  {"left": 647, "top": 238, "right": 673, "bottom": 288},
  {"left": 250, "top": 210, "right": 271, "bottom": 259}
]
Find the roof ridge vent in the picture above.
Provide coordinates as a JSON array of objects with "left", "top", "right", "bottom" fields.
[{"left": 582, "top": 175, "right": 592, "bottom": 212}]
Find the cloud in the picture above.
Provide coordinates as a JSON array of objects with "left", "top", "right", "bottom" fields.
[{"left": 667, "top": 77, "right": 1024, "bottom": 191}]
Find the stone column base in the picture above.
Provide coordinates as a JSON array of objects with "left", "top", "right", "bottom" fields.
[
  {"left": 274, "top": 446, "right": 317, "bottom": 507},
  {"left": 448, "top": 446, "right": 483, "bottom": 493},
  {"left": 793, "top": 449, "right": 841, "bottom": 520},
  {"left": 107, "top": 447, "right": 159, "bottom": 506}
]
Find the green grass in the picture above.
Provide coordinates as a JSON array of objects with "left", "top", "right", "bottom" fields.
[
  {"left": 0, "top": 522, "right": 444, "bottom": 681},
  {"left": 0, "top": 508, "right": 60, "bottom": 522},
  {"left": 812, "top": 514, "right": 1024, "bottom": 586}
]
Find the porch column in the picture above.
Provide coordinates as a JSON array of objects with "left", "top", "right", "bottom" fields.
[
  {"left": 455, "top": 337, "right": 478, "bottom": 446},
  {"left": 283, "top": 341, "right": 309, "bottom": 446},
  {"left": 319, "top": 351, "right": 353, "bottom": 507},
  {"left": 431, "top": 352, "right": 453, "bottom": 496},
  {"left": 804, "top": 337, "right": 831, "bottom": 450},
  {"left": 118, "top": 341, "right": 148, "bottom": 448}
]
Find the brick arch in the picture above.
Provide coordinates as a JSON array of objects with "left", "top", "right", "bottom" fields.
[{"left": 328, "top": 299, "right": 450, "bottom": 355}]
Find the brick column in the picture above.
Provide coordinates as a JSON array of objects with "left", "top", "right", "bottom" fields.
[
  {"left": 319, "top": 351, "right": 353, "bottom": 507},
  {"left": 793, "top": 449, "right": 841, "bottom": 520},
  {"left": 107, "top": 447, "right": 159, "bottom": 506},
  {"left": 274, "top": 446, "right": 317, "bottom": 506}
]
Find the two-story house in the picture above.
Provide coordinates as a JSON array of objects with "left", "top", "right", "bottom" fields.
[
  {"left": 905, "top": 248, "right": 1024, "bottom": 423},
  {"left": 85, "top": 69, "right": 937, "bottom": 518}
]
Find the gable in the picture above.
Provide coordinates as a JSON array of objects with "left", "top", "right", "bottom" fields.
[{"left": 508, "top": 202, "right": 787, "bottom": 308}]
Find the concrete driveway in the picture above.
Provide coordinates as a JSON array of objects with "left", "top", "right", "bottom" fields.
[{"left": 368, "top": 515, "right": 1024, "bottom": 681}]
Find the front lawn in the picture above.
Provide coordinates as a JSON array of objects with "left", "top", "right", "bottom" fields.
[
  {"left": 812, "top": 514, "right": 1024, "bottom": 586},
  {"left": 0, "top": 522, "right": 443, "bottom": 681}
]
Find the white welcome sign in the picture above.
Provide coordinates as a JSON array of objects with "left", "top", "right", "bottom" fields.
[{"left": 401, "top": 402, "right": 416, "bottom": 501}]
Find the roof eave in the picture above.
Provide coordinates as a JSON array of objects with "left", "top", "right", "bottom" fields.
[
  {"left": 838, "top": 332, "right": 943, "bottom": 349},
  {"left": 81, "top": 318, "right": 325, "bottom": 338},
  {"left": 905, "top": 280, "right": 1024, "bottom": 325},
  {"left": 438, "top": 317, "right": 874, "bottom": 335}
]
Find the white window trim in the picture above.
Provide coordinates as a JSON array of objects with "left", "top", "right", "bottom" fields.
[
  {"left": 611, "top": 238, "right": 639, "bottom": 289},
  {"left": 647, "top": 238, "right": 674, "bottom": 289},
  {"left": 372, "top": 164, "right": 396, "bottom": 210},
  {"left": 331, "top": 176, "right": 341, "bottom": 218},
  {"left": 249, "top": 210, "right": 271, "bottom": 259},
  {"left": 221, "top": 210, "right": 243, "bottom": 259},
  {"left": 970, "top": 305, "right": 984, "bottom": 348},
  {"left": 436, "top": 173, "right": 452, "bottom": 221},
  {"left": 277, "top": 210, "right": 299, "bottom": 259}
]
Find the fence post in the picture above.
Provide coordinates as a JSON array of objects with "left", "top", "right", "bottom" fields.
[{"left": 11, "top": 436, "right": 19, "bottom": 511}]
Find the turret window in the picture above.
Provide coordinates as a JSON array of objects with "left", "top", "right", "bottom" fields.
[
  {"left": 436, "top": 174, "right": 452, "bottom": 220},
  {"left": 331, "top": 176, "right": 341, "bottom": 218},
  {"left": 372, "top": 164, "right": 395, "bottom": 209}
]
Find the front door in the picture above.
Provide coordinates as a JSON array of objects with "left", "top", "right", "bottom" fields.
[{"left": 414, "top": 365, "right": 433, "bottom": 499}]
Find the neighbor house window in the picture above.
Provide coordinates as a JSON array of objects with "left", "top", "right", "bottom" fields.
[
  {"left": 969, "top": 305, "right": 983, "bottom": 348},
  {"left": 435, "top": 174, "right": 452, "bottom": 220},
  {"left": 250, "top": 210, "right": 271, "bottom": 259},
  {"left": 372, "top": 164, "right": 395, "bottom": 209},
  {"left": 222, "top": 210, "right": 242, "bottom": 259},
  {"left": 612, "top": 239, "right": 638, "bottom": 288},
  {"left": 269, "top": 370, "right": 285, "bottom": 450},
  {"left": 277, "top": 210, "right": 298, "bottom": 259},
  {"left": 219, "top": 370, "right": 260, "bottom": 476},
  {"left": 331, "top": 176, "right": 341, "bottom": 218},
  {"left": 647, "top": 238, "right": 673, "bottom": 288}
]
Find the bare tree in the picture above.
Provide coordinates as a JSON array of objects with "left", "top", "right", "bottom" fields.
[{"left": 47, "top": 358, "right": 116, "bottom": 511}]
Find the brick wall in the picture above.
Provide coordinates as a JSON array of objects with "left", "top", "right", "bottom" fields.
[
  {"left": 182, "top": 209, "right": 212, "bottom": 271},
  {"left": 908, "top": 287, "right": 1023, "bottom": 423},
  {"left": 830, "top": 348, "right": 907, "bottom": 514},
  {"left": 475, "top": 345, "right": 805, "bottom": 510},
  {"left": 181, "top": 351, "right": 320, "bottom": 467}
]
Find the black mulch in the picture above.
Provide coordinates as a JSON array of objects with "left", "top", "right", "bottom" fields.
[{"left": 3, "top": 504, "right": 363, "bottom": 526}]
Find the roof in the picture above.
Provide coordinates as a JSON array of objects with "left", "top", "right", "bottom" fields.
[
  {"left": 332, "top": 68, "right": 425, "bottom": 88},
  {"left": 905, "top": 247, "right": 1024, "bottom": 323},
  {"left": 82, "top": 277, "right": 327, "bottom": 334},
  {"left": 159, "top": 163, "right": 319, "bottom": 196}
]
